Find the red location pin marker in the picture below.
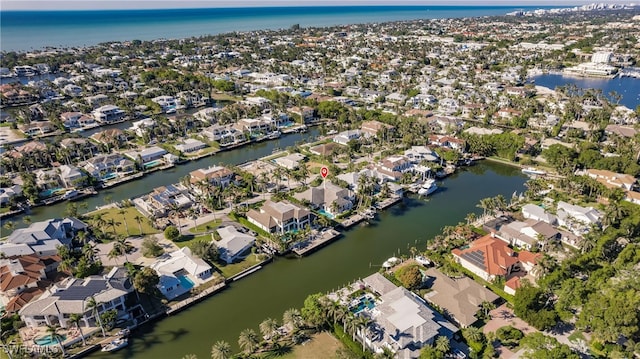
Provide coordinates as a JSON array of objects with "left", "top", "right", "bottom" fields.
[{"left": 320, "top": 167, "right": 329, "bottom": 179}]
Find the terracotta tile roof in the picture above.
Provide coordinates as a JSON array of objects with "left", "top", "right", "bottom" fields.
[
  {"left": 5, "top": 287, "right": 45, "bottom": 313},
  {"left": 516, "top": 251, "right": 541, "bottom": 266},
  {"left": 453, "top": 234, "right": 519, "bottom": 276},
  {"left": 505, "top": 276, "right": 521, "bottom": 291}
]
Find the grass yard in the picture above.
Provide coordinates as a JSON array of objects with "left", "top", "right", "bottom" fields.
[
  {"left": 210, "top": 92, "right": 241, "bottom": 101},
  {"left": 86, "top": 207, "right": 158, "bottom": 237},
  {"left": 229, "top": 214, "right": 271, "bottom": 238},
  {"left": 174, "top": 233, "right": 212, "bottom": 248},
  {"left": 185, "top": 146, "right": 218, "bottom": 157},
  {"left": 189, "top": 219, "right": 222, "bottom": 234},
  {"left": 216, "top": 253, "right": 264, "bottom": 278},
  {"left": 276, "top": 332, "right": 346, "bottom": 359}
]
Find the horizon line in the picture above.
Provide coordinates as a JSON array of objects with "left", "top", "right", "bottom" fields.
[{"left": 0, "top": 0, "right": 628, "bottom": 12}]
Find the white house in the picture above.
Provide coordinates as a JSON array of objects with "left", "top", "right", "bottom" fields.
[
  {"left": 0, "top": 217, "right": 87, "bottom": 257},
  {"left": 0, "top": 185, "right": 22, "bottom": 206},
  {"left": 556, "top": 201, "right": 602, "bottom": 235},
  {"left": 521, "top": 204, "right": 557, "bottom": 225},
  {"left": 404, "top": 146, "right": 439, "bottom": 163},
  {"left": 360, "top": 273, "right": 458, "bottom": 358},
  {"left": 294, "top": 182, "right": 354, "bottom": 216},
  {"left": 19, "top": 267, "right": 132, "bottom": 329},
  {"left": 333, "top": 130, "right": 361, "bottom": 145},
  {"left": 174, "top": 138, "right": 207, "bottom": 153},
  {"left": 247, "top": 200, "right": 311, "bottom": 234},
  {"left": 92, "top": 105, "right": 125, "bottom": 123},
  {"left": 272, "top": 153, "right": 306, "bottom": 170},
  {"left": 124, "top": 146, "right": 168, "bottom": 164},
  {"left": 151, "top": 247, "right": 213, "bottom": 300},
  {"left": 216, "top": 226, "right": 256, "bottom": 264}
]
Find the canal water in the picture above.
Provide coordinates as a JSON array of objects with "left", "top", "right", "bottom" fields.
[
  {"left": 533, "top": 73, "right": 640, "bottom": 109},
  {"left": 88, "top": 160, "right": 526, "bottom": 359},
  {"left": 1, "top": 129, "right": 321, "bottom": 230}
]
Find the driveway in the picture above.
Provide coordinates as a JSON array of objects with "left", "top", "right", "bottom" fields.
[{"left": 483, "top": 304, "right": 538, "bottom": 336}]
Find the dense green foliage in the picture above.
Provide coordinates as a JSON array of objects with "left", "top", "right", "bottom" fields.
[
  {"left": 513, "top": 283, "right": 558, "bottom": 330},
  {"left": 395, "top": 265, "right": 423, "bottom": 289},
  {"left": 164, "top": 225, "right": 180, "bottom": 241},
  {"left": 463, "top": 133, "right": 525, "bottom": 160}
]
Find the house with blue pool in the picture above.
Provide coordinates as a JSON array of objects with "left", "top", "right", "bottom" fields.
[{"left": 150, "top": 247, "right": 214, "bottom": 300}]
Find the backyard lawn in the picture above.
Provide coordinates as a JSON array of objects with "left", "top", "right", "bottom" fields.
[
  {"left": 174, "top": 233, "right": 212, "bottom": 248},
  {"left": 277, "top": 332, "right": 346, "bottom": 359},
  {"left": 189, "top": 219, "right": 222, "bottom": 234},
  {"left": 216, "top": 253, "right": 264, "bottom": 278},
  {"left": 86, "top": 207, "right": 158, "bottom": 237}
]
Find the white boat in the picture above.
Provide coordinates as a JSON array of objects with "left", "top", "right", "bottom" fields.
[
  {"left": 13, "top": 65, "right": 37, "bottom": 77},
  {"left": 101, "top": 338, "right": 128, "bottom": 352},
  {"left": 418, "top": 179, "right": 438, "bottom": 196},
  {"left": 62, "top": 190, "right": 79, "bottom": 200},
  {"left": 382, "top": 257, "right": 400, "bottom": 268},
  {"left": 267, "top": 130, "right": 281, "bottom": 139},
  {"left": 415, "top": 256, "right": 432, "bottom": 266},
  {"left": 521, "top": 167, "right": 546, "bottom": 176}
]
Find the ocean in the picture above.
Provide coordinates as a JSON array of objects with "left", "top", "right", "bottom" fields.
[{"left": 0, "top": 6, "right": 553, "bottom": 52}]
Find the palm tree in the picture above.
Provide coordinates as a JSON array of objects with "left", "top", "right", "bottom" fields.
[
  {"left": 85, "top": 296, "right": 106, "bottom": 337},
  {"left": 45, "top": 324, "right": 66, "bottom": 356},
  {"left": 58, "top": 258, "right": 75, "bottom": 275},
  {"left": 259, "top": 317, "right": 279, "bottom": 343},
  {"left": 238, "top": 328, "right": 259, "bottom": 354},
  {"left": 355, "top": 315, "right": 372, "bottom": 352},
  {"left": 283, "top": 308, "right": 303, "bottom": 331},
  {"left": 210, "top": 340, "right": 232, "bottom": 359},
  {"left": 93, "top": 215, "right": 108, "bottom": 237},
  {"left": 118, "top": 209, "right": 130, "bottom": 235},
  {"left": 109, "top": 236, "right": 133, "bottom": 264},
  {"left": 134, "top": 215, "right": 144, "bottom": 235},
  {"left": 480, "top": 301, "right": 496, "bottom": 319},
  {"left": 463, "top": 326, "right": 483, "bottom": 343},
  {"left": 68, "top": 313, "right": 86, "bottom": 346},
  {"left": 75, "top": 231, "right": 88, "bottom": 246},
  {"left": 107, "top": 218, "right": 122, "bottom": 236},
  {"left": 181, "top": 355, "right": 198, "bottom": 359},
  {"left": 434, "top": 336, "right": 450, "bottom": 353}
]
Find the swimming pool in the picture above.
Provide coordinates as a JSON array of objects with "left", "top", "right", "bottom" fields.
[
  {"left": 34, "top": 334, "right": 66, "bottom": 346},
  {"left": 144, "top": 160, "right": 162, "bottom": 168},
  {"left": 39, "top": 188, "right": 64, "bottom": 198},
  {"left": 318, "top": 209, "right": 335, "bottom": 219},
  {"left": 178, "top": 275, "right": 195, "bottom": 290},
  {"left": 102, "top": 173, "right": 117, "bottom": 181},
  {"left": 351, "top": 295, "right": 376, "bottom": 313}
]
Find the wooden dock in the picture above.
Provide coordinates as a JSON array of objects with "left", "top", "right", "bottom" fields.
[
  {"left": 339, "top": 214, "right": 366, "bottom": 229},
  {"left": 292, "top": 229, "right": 342, "bottom": 256},
  {"left": 99, "top": 172, "right": 144, "bottom": 189},
  {"left": 375, "top": 196, "right": 402, "bottom": 210},
  {"left": 166, "top": 282, "right": 226, "bottom": 315}
]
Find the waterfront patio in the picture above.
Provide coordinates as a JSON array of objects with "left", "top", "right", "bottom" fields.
[{"left": 20, "top": 324, "right": 102, "bottom": 348}]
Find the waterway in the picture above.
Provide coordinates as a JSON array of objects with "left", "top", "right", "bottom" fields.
[
  {"left": 1, "top": 6, "right": 555, "bottom": 52},
  {"left": 533, "top": 73, "right": 640, "bottom": 109},
  {"left": 88, "top": 160, "right": 526, "bottom": 359},
  {"left": 0, "top": 129, "right": 321, "bottom": 230}
]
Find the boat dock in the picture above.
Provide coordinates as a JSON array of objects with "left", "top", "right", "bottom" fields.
[
  {"left": 293, "top": 229, "right": 342, "bottom": 256},
  {"left": 339, "top": 213, "right": 366, "bottom": 229},
  {"left": 99, "top": 172, "right": 145, "bottom": 189},
  {"left": 376, "top": 196, "right": 402, "bottom": 210},
  {"left": 166, "top": 282, "right": 227, "bottom": 315}
]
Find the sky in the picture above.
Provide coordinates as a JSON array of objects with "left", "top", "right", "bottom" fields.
[{"left": 0, "top": 0, "right": 627, "bottom": 11}]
